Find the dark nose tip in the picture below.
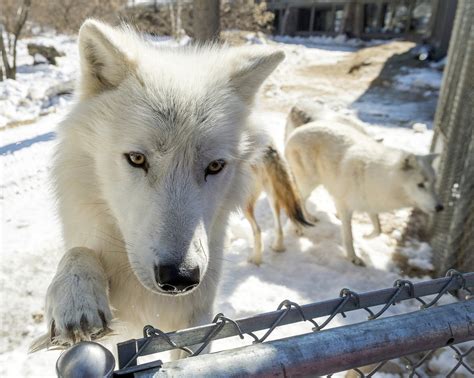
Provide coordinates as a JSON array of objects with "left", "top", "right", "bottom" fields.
[
  {"left": 155, "top": 264, "right": 200, "bottom": 293},
  {"left": 435, "top": 204, "right": 444, "bottom": 212}
]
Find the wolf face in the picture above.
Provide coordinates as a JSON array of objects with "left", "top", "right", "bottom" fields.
[
  {"left": 401, "top": 153, "right": 443, "bottom": 214},
  {"left": 73, "top": 20, "right": 284, "bottom": 295}
]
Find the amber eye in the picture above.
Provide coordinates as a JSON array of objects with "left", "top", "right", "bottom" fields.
[
  {"left": 205, "top": 159, "right": 226, "bottom": 180},
  {"left": 125, "top": 152, "right": 147, "bottom": 170}
]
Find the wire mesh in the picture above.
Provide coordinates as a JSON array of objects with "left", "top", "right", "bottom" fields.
[
  {"left": 430, "top": 0, "right": 474, "bottom": 275},
  {"left": 116, "top": 270, "right": 474, "bottom": 377}
]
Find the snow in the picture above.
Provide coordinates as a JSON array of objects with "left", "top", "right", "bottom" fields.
[
  {"left": 428, "top": 342, "right": 473, "bottom": 376},
  {"left": 412, "top": 122, "right": 428, "bottom": 133},
  {"left": 394, "top": 67, "right": 443, "bottom": 91},
  {"left": 273, "top": 34, "right": 381, "bottom": 49},
  {"left": 400, "top": 242, "right": 435, "bottom": 271},
  {"left": 0, "top": 34, "right": 78, "bottom": 128},
  {"left": 0, "top": 32, "right": 462, "bottom": 376}
]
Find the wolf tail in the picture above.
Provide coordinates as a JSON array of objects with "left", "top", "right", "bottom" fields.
[{"left": 263, "top": 145, "right": 313, "bottom": 227}]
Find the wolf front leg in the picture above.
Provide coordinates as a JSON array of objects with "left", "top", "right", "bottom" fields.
[
  {"left": 336, "top": 204, "right": 365, "bottom": 266},
  {"left": 39, "top": 247, "right": 113, "bottom": 349}
]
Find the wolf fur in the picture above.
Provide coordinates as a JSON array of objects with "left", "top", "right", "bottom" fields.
[
  {"left": 285, "top": 100, "right": 368, "bottom": 141},
  {"left": 285, "top": 120, "right": 442, "bottom": 266},
  {"left": 245, "top": 145, "right": 312, "bottom": 265},
  {"left": 30, "top": 20, "right": 284, "bottom": 352}
]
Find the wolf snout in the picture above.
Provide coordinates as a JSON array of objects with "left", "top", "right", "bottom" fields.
[
  {"left": 435, "top": 204, "right": 444, "bottom": 212},
  {"left": 155, "top": 264, "right": 200, "bottom": 294}
]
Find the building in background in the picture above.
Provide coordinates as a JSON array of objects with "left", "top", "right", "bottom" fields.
[{"left": 265, "top": 0, "right": 457, "bottom": 58}]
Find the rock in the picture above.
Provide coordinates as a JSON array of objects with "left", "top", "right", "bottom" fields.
[
  {"left": 412, "top": 122, "right": 428, "bottom": 133},
  {"left": 27, "top": 43, "right": 64, "bottom": 65},
  {"left": 33, "top": 53, "right": 48, "bottom": 65}
]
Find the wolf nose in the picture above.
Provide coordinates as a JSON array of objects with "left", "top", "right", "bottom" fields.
[
  {"left": 435, "top": 204, "right": 444, "bottom": 212},
  {"left": 155, "top": 264, "right": 200, "bottom": 293}
]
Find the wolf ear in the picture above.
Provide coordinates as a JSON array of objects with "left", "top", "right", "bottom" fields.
[
  {"left": 227, "top": 47, "right": 285, "bottom": 105},
  {"left": 419, "top": 153, "right": 440, "bottom": 167},
  {"left": 78, "top": 19, "right": 138, "bottom": 98},
  {"left": 401, "top": 154, "right": 417, "bottom": 171}
]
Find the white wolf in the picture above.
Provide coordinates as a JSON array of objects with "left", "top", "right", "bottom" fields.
[
  {"left": 285, "top": 100, "right": 369, "bottom": 142},
  {"left": 285, "top": 120, "right": 443, "bottom": 266},
  {"left": 30, "top": 20, "right": 284, "bottom": 352}
]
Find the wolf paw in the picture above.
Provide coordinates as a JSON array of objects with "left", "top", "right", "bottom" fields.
[
  {"left": 350, "top": 256, "right": 366, "bottom": 267},
  {"left": 40, "top": 273, "right": 113, "bottom": 349},
  {"left": 248, "top": 255, "right": 262, "bottom": 266},
  {"left": 363, "top": 230, "right": 381, "bottom": 239},
  {"left": 294, "top": 226, "right": 304, "bottom": 236},
  {"left": 307, "top": 214, "right": 319, "bottom": 223},
  {"left": 271, "top": 243, "right": 286, "bottom": 253}
]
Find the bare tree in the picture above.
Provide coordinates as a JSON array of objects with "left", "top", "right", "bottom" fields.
[
  {"left": 193, "top": 0, "right": 220, "bottom": 43},
  {"left": 0, "top": 0, "right": 32, "bottom": 80},
  {"left": 30, "top": 0, "right": 126, "bottom": 35}
]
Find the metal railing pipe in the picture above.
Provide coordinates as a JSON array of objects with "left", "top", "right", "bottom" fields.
[{"left": 137, "top": 300, "right": 474, "bottom": 377}]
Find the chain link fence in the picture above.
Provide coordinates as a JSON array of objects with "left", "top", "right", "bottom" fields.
[
  {"left": 430, "top": 0, "right": 474, "bottom": 274},
  {"left": 111, "top": 270, "right": 473, "bottom": 377}
]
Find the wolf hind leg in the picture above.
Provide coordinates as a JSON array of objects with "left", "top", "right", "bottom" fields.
[
  {"left": 245, "top": 200, "right": 263, "bottom": 266},
  {"left": 364, "top": 213, "right": 381, "bottom": 238},
  {"left": 268, "top": 196, "right": 285, "bottom": 252}
]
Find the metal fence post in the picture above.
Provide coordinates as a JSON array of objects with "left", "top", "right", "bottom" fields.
[{"left": 430, "top": 0, "right": 474, "bottom": 274}]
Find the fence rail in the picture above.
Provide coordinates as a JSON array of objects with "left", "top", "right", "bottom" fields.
[
  {"left": 138, "top": 301, "right": 473, "bottom": 377},
  {"left": 54, "top": 270, "right": 474, "bottom": 377},
  {"left": 109, "top": 270, "right": 473, "bottom": 377}
]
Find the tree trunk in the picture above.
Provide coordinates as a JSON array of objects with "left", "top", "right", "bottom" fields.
[
  {"left": 340, "top": 0, "right": 356, "bottom": 36},
  {"left": 193, "top": 0, "right": 220, "bottom": 43},
  {"left": 176, "top": 0, "right": 183, "bottom": 39},
  {"left": 169, "top": 2, "right": 176, "bottom": 37},
  {"left": 0, "top": 27, "right": 14, "bottom": 80},
  {"left": 281, "top": 5, "right": 291, "bottom": 35},
  {"left": 169, "top": 0, "right": 185, "bottom": 40}
]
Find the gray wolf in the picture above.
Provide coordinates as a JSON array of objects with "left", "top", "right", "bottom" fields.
[
  {"left": 245, "top": 145, "right": 312, "bottom": 266},
  {"left": 30, "top": 19, "right": 284, "bottom": 352},
  {"left": 285, "top": 120, "right": 442, "bottom": 266}
]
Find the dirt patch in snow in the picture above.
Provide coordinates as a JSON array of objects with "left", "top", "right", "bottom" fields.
[
  {"left": 260, "top": 39, "right": 440, "bottom": 129},
  {"left": 299, "top": 41, "right": 417, "bottom": 84}
]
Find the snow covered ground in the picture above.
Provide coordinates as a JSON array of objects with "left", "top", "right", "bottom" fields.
[
  {"left": 1, "top": 32, "right": 465, "bottom": 376},
  {"left": 0, "top": 34, "right": 78, "bottom": 128}
]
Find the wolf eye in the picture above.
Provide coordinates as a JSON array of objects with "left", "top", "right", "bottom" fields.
[
  {"left": 417, "top": 183, "right": 425, "bottom": 189},
  {"left": 125, "top": 152, "right": 147, "bottom": 169},
  {"left": 205, "top": 159, "right": 226, "bottom": 180}
]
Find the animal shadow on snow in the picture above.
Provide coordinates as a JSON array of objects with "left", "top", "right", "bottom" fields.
[
  {"left": 219, "top": 193, "right": 398, "bottom": 319},
  {"left": 351, "top": 47, "right": 438, "bottom": 128}
]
